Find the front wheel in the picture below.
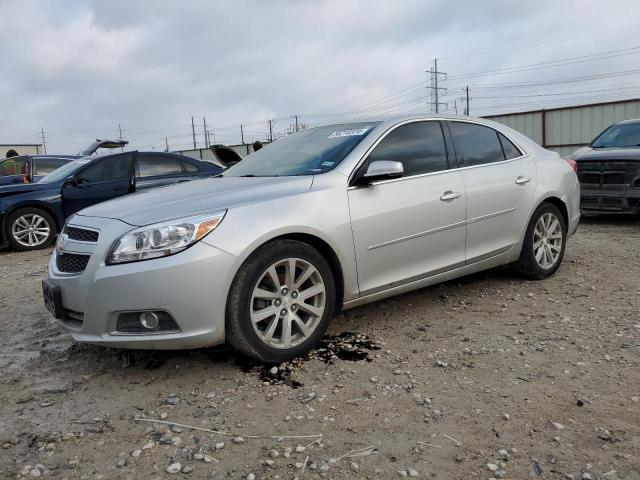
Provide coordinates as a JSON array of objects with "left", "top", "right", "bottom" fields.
[
  {"left": 515, "top": 202, "right": 567, "bottom": 280},
  {"left": 5, "top": 208, "right": 57, "bottom": 251},
  {"left": 226, "top": 239, "right": 336, "bottom": 363}
]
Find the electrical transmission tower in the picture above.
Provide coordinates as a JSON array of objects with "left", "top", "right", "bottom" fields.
[{"left": 426, "top": 58, "right": 447, "bottom": 113}]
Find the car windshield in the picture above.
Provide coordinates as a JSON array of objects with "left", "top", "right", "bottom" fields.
[
  {"left": 591, "top": 122, "right": 640, "bottom": 148},
  {"left": 38, "top": 158, "right": 91, "bottom": 184},
  {"left": 225, "top": 122, "right": 379, "bottom": 177}
]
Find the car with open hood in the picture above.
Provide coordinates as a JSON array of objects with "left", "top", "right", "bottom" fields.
[{"left": 0, "top": 151, "right": 221, "bottom": 250}]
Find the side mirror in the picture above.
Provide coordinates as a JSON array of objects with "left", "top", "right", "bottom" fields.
[{"left": 362, "top": 160, "right": 404, "bottom": 183}]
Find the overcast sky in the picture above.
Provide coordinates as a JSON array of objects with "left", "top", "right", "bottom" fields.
[{"left": 1, "top": 0, "right": 639, "bottom": 153}]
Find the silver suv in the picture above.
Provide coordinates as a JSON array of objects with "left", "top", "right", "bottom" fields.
[{"left": 43, "top": 115, "right": 580, "bottom": 362}]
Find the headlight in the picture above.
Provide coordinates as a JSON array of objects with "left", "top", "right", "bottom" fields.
[{"left": 106, "top": 211, "right": 226, "bottom": 265}]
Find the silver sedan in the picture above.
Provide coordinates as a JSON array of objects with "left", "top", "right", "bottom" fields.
[{"left": 43, "top": 115, "right": 580, "bottom": 362}]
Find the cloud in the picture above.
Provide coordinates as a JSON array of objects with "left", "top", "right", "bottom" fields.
[{"left": 0, "top": 0, "right": 638, "bottom": 153}]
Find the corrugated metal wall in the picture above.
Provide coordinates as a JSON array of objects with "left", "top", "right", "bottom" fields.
[{"left": 485, "top": 99, "right": 640, "bottom": 157}]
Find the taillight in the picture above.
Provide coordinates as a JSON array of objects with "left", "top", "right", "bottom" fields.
[{"left": 565, "top": 158, "right": 577, "bottom": 172}]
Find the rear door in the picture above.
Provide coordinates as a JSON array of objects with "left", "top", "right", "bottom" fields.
[
  {"left": 446, "top": 121, "right": 536, "bottom": 263},
  {"left": 348, "top": 120, "right": 467, "bottom": 296},
  {"left": 135, "top": 153, "right": 203, "bottom": 191},
  {"left": 62, "top": 152, "right": 135, "bottom": 217}
]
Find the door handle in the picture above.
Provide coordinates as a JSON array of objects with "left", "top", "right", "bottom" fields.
[
  {"left": 440, "top": 191, "right": 463, "bottom": 201},
  {"left": 515, "top": 176, "right": 531, "bottom": 185}
]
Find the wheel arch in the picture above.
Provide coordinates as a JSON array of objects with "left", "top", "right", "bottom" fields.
[
  {"left": 230, "top": 232, "right": 346, "bottom": 316},
  {"left": 6, "top": 202, "right": 63, "bottom": 233},
  {"left": 538, "top": 195, "right": 569, "bottom": 226}
]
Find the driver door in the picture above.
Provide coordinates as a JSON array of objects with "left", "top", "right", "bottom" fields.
[
  {"left": 62, "top": 152, "right": 136, "bottom": 217},
  {"left": 348, "top": 121, "right": 467, "bottom": 296}
]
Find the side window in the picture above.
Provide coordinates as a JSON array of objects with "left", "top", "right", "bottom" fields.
[
  {"left": 137, "top": 154, "right": 184, "bottom": 178},
  {"left": 366, "top": 121, "right": 448, "bottom": 177},
  {"left": 78, "top": 154, "right": 134, "bottom": 183},
  {"left": 498, "top": 132, "right": 522, "bottom": 160},
  {"left": 34, "top": 158, "right": 67, "bottom": 175},
  {"left": 0, "top": 158, "right": 26, "bottom": 176},
  {"left": 179, "top": 159, "right": 199, "bottom": 173},
  {"left": 448, "top": 122, "right": 505, "bottom": 167}
]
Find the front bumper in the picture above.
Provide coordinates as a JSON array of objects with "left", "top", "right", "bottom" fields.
[
  {"left": 580, "top": 191, "right": 640, "bottom": 213},
  {"left": 46, "top": 215, "right": 237, "bottom": 349}
]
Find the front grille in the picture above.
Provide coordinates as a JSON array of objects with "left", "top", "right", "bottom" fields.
[
  {"left": 56, "top": 253, "right": 90, "bottom": 274},
  {"left": 577, "top": 160, "right": 640, "bottom": 189},
  {"left": 64, "top": 226, "right": 99, "bottom": 242}
]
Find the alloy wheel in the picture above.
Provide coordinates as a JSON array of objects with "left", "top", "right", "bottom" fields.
[
  {"left": 533, "top": 212, "right": 563, "bottom": 269},
  {"left": 11, "top": 214, "right": 51, "bottom": 248},
  {"left": 250, "top": 257, "right": 326, "bottom": 349}
]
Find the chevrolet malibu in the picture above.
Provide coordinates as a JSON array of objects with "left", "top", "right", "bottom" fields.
[{"left": 44, "top": 115, "right": 580, "bottom": 362}]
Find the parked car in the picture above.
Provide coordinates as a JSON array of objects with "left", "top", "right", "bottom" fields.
[
  {"left": 0, "top": 155, "right": 77, "bottom": 186},
  {"left": 43, "top": 115, "right": 580, "bottom": 362},
  {"left": 0, "top": 139, "right": 131, "bottom": 186},
  {"left": 0, "top": 151, "right": 222, "bottom": 250},
  {"left": 567, "top": 118, "right": 640, "bottom": 214}
]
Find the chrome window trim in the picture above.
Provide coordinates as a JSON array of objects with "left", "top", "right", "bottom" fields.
[{"left": 347, "top": 117, "right": 528, "bottom": 189}]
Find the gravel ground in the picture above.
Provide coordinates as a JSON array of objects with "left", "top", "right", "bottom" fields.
[{"left": 1, "top": 217, "right": 639, "bottom": 480}]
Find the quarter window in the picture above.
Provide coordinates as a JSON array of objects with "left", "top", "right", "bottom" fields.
[
  {"left": 366, "top": 121, "right": 448, "bottom": 177},
  {"left": 448, "top": 122, "right": 505, "bottom": 167},
  {"left": 498, "top": 132, "right": 522, "bottom": 160},
  {"left": 137, "top": 154, "right": 190, "bottom": 178}
]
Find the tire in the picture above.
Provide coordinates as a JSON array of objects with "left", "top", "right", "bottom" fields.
[
  {"left": 226, "top": 239, "right": 336, "bottom": 363},
  {"left": 5, "top": 208, "right": 57, "bottom": 251},
  {"left": 515, "top": 202, "right": 567, "bottom": 280}
]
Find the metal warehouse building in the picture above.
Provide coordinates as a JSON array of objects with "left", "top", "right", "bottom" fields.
[
  {"left": 485, "top": 98, "right": 640, "bottom": 157},
  {"left": 1, "top": 143, "right": 43, "bottom": 157}
]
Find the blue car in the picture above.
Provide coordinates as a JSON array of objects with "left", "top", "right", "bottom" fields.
[
  {"left": 0, "top": 155, "right": 78, "bottom": 186},
  {"left": 0, "top": 151, "right": 222, "bottom": 250}
]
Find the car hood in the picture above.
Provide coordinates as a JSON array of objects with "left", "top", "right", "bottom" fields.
[
  {"left": 571, "top": 146, "right": 640, "bottom": 161},
  {"left": 76, "top": 175, "right": 315, "bottom": 226},
  {"left": 0, "top": 181, "right": 55, "bottom": 197}
]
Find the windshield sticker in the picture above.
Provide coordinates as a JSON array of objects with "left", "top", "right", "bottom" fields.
[
  {"left": 328, "top": 128, "right": 369, "bottom": 138},
  {"left": 320, "top": 161, "right": 335, "bottom": 167}
]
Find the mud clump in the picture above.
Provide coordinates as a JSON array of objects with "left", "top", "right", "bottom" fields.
[{"left": 258, "top": 332, "right": 381, "bottom": 387}]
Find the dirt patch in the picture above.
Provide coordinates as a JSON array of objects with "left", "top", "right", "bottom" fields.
[{"left": 1, "top": 217, "right": 639, "bottom": 479}]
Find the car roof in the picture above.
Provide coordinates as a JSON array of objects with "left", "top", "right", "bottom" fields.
[{"left": 615, "top": 118, "right": 640, "bottom": 125}]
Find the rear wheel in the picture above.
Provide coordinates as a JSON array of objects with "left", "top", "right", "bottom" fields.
[
  {"left": 515, "top": 202, "right": 567, "bottom": 279},
  {"left": 5, "top": 208, "right": 57, "bottom": 251},
  {"left": 226, "top": 239, "right": 336, "bottom": 363}
]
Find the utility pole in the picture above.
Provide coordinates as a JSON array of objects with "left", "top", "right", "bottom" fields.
[
  {"left": 426, "top": 58, "right": 447, "bottom": 113},
  {"left": 268, "top": 119, "right": 273, "bottom": 142},
  {"left": 117, "top": 123, "right": 124, "bottom": 151},
  {"left": 294, "top": 115, "right": 299, "bottom": 132},
  {"left": 165, "top": 137, "right": 169, "bottom": 152},
  {"left": 208, "top": 129, "right": 216, "bottom": 144},
  {"left": 40, "top": 127, "right": 47, "bottom": 154},
  {"left": 454, "top": 99, "right": 458, "bottom": 115},
  {"left": 191, "top": 116, "right": 197, "bottom": 149},
  {"left": 240, "top": 124, "right": 245, "bottom": 144},
  {"left": 465, "top": 86, "right": 470, "bottom": 115},
  {"left": 203, "top": 117, "right": 208, "bottom": 148}
]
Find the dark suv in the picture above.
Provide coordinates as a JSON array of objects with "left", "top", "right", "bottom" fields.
[{"left": 568, "top": 118, "right": 640, "bottom": 214}]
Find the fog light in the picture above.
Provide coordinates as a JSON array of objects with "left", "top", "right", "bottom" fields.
[
  {"left": 140, "top": 311, "right": 159, "bottom": 329},
  {"left": 114, "top": 310, "right": 180, "bottom": 334}
]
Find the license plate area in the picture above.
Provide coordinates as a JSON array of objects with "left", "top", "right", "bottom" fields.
[{"left": 42, "top": 280, "right": 65, "bottom": 319}]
